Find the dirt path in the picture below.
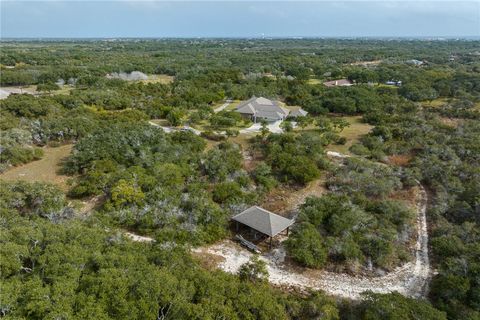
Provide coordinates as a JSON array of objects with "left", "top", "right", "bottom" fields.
[{"left": 195, "top": 153, "right": 431, "bottom": 299}]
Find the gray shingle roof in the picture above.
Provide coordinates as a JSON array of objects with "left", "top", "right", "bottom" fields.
[
  {"left": 289, "top": 107, "right": 308, "bottom": 117},
  {"left": 232, "top": 206, "right": 294, "bottom": 237},
  {"left": 235, "top": 96, "right": 290, "bottom": 120}
]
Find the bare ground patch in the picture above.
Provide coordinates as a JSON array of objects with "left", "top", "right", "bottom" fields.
[
  {"left": 0, "top": 144, "right": 73, "bottom": 191},
  {"left": 387, "top": 154, "right": 413, "bottom": 166},
  {"left": 261, "top": 178, "right": 327, "bottom": 216}
]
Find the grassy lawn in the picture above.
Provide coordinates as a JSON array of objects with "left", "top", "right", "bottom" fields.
[
  {"left": 376, "top": 83, "right": 399, "bottom": 89},
  {"left": 306, "top": 78, "right": 322, "bottom": 85},
  {"left": 211, "top": 100, "right": 242, "bottom": 112},
  {"left": 225, "top": 100, "right": 241, "bottom": 111},
  {"left": 325, "top": 115, "right": 373, "bottom": 154},
  {"left": 0, "top": 144, "right": 73, "bottom": 191}
]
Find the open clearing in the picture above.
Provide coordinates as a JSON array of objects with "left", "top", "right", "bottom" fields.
[
  {"left": 325, "top": 116, "right": 373, "bottom": 154},
  {"left": 0, "top": 86, "right": 37, "bottom": 99},
  {"left": 140, "top": 74, "right": 175, "bottom": 84},
  {"left": 194, "top": 182, "right": 430, "bottom": 300},
  {"left": 0, "top": 144, "right": 73, "bottom": 191},
  {"left": 261, "top": 178, "right": 326, "bottom": 216}
]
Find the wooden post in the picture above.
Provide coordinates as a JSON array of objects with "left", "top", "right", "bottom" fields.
[
  {"left": 270, "top": 237, "right": 273, "bottom": 248},
  {"left": 286, "top": 227, "right": 289, "bottom": 236}
]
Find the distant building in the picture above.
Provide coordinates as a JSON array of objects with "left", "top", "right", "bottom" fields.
[
  {"left": 323, "top": 79, "right": 353, "bottom": 87},
  {"left": 386, "top": 80, "right": 402, "bottom": 86}
]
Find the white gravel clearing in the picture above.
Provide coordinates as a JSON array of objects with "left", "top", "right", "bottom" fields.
[
  {"left": 125, "top": 232, "right": 155, "bottom": 243},
  {"left": 195, "top": 183, "right": 431, "bottom": 299},
  {"left": 326, "top": 151, "right": 351, "bottom": 158}
]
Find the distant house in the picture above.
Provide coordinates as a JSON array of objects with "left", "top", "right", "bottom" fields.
[
  {"left": 385, "top": 80, "right": 402, "bottom": 86},
  {"left": 235, "top": 96, "right": 289, "bottom": 122},
  {"left": 323, "top": 79, "right": 353, "bottom": 87},
  {"left": 235, "top": 97, "right": 308, "bottom": 123}
]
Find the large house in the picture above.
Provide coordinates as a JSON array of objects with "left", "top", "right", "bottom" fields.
[{"left": 235, "top": 96, "right": 307, "bottom": 122}]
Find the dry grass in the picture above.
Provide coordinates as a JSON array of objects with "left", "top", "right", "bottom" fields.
[
  {"left": 422, "top": 98, "right": 450, "bottom": 108},
  {"left": 49, "top": 85, "right": 74, "bottom": 96},
  {"left": 261, "top": 177, "right": 326, "bottom": 215},
  {"left": 390, "top": 186, "right": 419, "bottom": 208},
  {"left": 326, "top": 116, "right": 373, "bottom": 155},
  {"left": 439, "top": 117, "right": 462, "bottom": 128},
  {"left": 225, "top": 102, "right": 241, "bottom": 111},
  {"left": 230, "top": 133, "right": 255, "bottom": 150},
  {"left": 0, "top": 144, "right": 73, "bottom": 191},
  {"left": 192, "top": 250, "right": 226, "bottom": 271},
  {"left": 388, "top": 154, "right": 413, "bottom": 166},
  {"left": 212, "top": 100, "right": 242, "bottom": 112},
  {"left": 149, "top": 119, "right": 170, "bottom": 126},
  {"left": 139, "top": 74, "right": 174, "bottom": 84},
  {"left": 349, "top": 60, "right": 383, "bottom": 66},
  {"left": 205, "top": 139, "right": 220, "bottom": 151}
]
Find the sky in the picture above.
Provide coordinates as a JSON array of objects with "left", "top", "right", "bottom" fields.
[{"left": 1, "top": 1, "right": 479, "bottom": 38}]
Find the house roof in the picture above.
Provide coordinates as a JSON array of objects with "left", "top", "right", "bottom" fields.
[
  {"left": 232, "top": 206, "right": 294, "bottom": 237},
  {"left": 236, "top": 96, "right": 290, "bottom": 119},
  {"left": 289, "top": 107, "right": 308, "bottom": 117},
  {"left": 323, "top": 79, "right": 353, "bottom": 87}
]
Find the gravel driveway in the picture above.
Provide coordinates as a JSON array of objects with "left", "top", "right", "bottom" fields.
[{"left": 240, "top": 120, "right": 284, "bottom": 134}]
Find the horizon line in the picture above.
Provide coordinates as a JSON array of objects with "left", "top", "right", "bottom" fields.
[{"left": 1, "top": 36, "right": 479, "bottom": 41}]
